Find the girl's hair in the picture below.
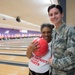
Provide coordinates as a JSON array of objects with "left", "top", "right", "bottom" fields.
[
  {"left": 40, "top": 23, "right": 54, "bottom": 32},
  {"left": 48, "top": 4, "right": 63, "bottom": 14}
]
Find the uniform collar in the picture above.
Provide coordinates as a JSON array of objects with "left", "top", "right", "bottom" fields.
[{"left": 55, "top": 22, "right": 66, "bottom": 34}]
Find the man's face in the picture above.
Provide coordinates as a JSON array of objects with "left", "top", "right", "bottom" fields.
[{"left": 48, "top": 8, "right": 63, "bottom": 26}]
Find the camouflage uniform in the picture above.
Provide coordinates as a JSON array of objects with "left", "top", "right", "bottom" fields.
[{"left": 51, "top": 23, "right": 75, "bottom": 75}]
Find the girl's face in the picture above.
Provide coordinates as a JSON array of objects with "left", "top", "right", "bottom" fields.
[
  {"left": 41, "top": 27, "right": 52, "bottom": 43},
  {"left": 48, "top": 8, "right": 63, "bottom": 26}
]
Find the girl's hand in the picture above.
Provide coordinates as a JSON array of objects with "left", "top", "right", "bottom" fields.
[
  {"left": 30, "top": 41, "right": 40, "bottom": 52},
  {"left": 26, "top": 41, "right": 40, "bottom": 58}
]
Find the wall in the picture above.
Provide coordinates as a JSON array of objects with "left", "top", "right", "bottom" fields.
[
  {"left": 0, "top": 27, "right": 41, "bottom": 40},
  {"left": 66, "top": 0, "right": 75, "bottom": 26}
]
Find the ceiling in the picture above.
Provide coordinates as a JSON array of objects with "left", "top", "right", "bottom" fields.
[{"left": 0, "top": 0, "right": 58, "bottom": 31}]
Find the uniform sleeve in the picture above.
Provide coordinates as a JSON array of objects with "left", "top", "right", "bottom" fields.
[{"left": 52, "top": 27, "right": 75, "bottom": 71}]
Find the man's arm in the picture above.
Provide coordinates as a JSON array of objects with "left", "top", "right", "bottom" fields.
[{"left": 51, "top": 27, "right": 75, "bottom": 71}]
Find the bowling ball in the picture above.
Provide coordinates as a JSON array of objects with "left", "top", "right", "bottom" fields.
[{"left": 33, "top": 38, "right": 48, "bottom": 57}]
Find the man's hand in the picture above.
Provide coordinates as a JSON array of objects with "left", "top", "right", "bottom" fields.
[{"left": 48, "top": 55, "right": 54, "bottom": 65}]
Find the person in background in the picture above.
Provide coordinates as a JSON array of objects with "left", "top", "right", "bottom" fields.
[
  {"left": 26, "top": 23, "right": 54, "bottom": 75},
  {"left": 47, "top": 4, "right": 75, "bottom": 75}
]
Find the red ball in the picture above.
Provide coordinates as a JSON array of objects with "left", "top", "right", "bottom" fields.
[{"left": 33, "top": 38, "right": 48, "bottom": 57}]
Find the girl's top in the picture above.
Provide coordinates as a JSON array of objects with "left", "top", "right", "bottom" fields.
[{"left": 28, "top": 42, "right": 51, "bottom": 73}]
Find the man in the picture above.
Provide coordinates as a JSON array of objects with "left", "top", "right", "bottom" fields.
[{"left": 48, "top": 4, "right": 75, "bottom": 75}]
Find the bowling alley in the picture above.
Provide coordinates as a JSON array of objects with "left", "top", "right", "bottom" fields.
[{"left": 0, "top": 0, "right": 75, "bottom": 75}]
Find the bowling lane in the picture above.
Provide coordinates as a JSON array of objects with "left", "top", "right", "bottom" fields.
[
  {"left": 0, "top": 55, "right": 29, "bottom": 63},
  {"left": 0, "top": 49, "right": 26, "bottom": 55},
  {"left": 0, "top": 38, "right": 34, "bottom": 75},
  {"left": 0, "top": 64, "right": 29, "bottom": 75}
]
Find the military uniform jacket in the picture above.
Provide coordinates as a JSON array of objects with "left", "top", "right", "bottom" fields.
[{"left": 51, "top": 23, "right": 75, "bottom": 72}]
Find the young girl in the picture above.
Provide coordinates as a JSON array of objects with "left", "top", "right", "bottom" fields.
[{"left": 26, "top": 23, "right": 54, "bottom": 75}]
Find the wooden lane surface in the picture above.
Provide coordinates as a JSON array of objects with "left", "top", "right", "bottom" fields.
[
  {"left": 0, "top": 49, "right": 26, "bottom": 55},
  {"left": 0, "top": 38, "right": 34, "bottom": 46},
  {"left": 0, "top": 47, "right": 29, "bottom": 62},
  {"left": 0, "top": 64, "right": 29, "bottom": 75},
  {"left": 0, "top": 49, "right": 29, "bottom": 75},
  {"left": 0, "top": 55, "right": 29, "bottom": 63},
  {"left": 0, "top": 54, "right": 29, "bottom": 75},
  {"left": 0, "top": 38, "right": 35, "bottom": 75}
]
